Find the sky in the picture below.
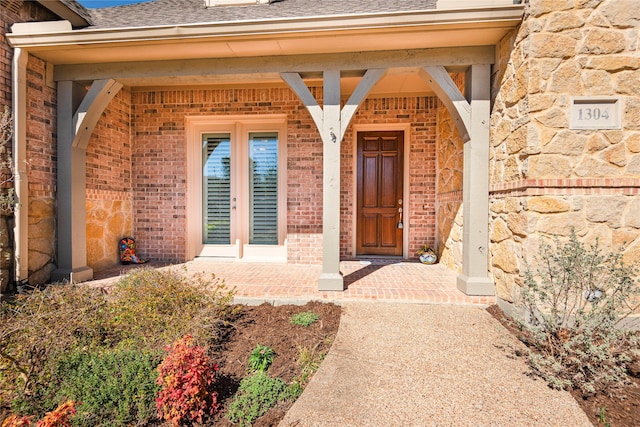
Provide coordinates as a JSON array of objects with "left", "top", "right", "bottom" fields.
[{"left": 78, "top": 0, "right": 148, "bottom": 8}]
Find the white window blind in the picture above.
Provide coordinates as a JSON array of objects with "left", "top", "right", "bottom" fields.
[
  {"left": 248, "top": 132, "right": 278, "bottom": 245},
  {"left": 203, "top": 134, "right": 231, "bottom": 244}
]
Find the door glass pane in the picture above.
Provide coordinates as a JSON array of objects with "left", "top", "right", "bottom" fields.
[
  {"left": 203, "top": 133, "right": 231, "bottom": 244},
  {"left": 249, "top": 132, "right": 278, "bottom": 245}
]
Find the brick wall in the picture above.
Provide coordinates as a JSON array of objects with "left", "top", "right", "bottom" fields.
[
  {"left": 86, "top": 88, "right": 133, "bottom": 271},
  {"left": 130, "top": 87, "right": 322, "bottom": 262},
  {"left": 128, "top": 87, "right": 438, "bottom": 263},
  {"left": 25, "top": 55, "right": 56, "bottom": 284},
  {"left": 347, "top": 96, "right": 438, "bottom": 259},
  {"left": 1, "top": 1, "right": 61, "bottom": 287},
  {"left": 0, "top": 0, "right": 57, "bottom": 107}
]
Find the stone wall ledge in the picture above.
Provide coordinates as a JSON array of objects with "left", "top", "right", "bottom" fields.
[
  {"left": 436, "top": 190, "right": 463, "bottom": 203},
  {"left": 86, "top": 189, "right": 133, "bottom": 201},
  {"left": 491, "top": 178, "right": 640, "bottom": 197}
]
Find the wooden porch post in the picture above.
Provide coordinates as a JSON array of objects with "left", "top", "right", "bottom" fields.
[
  {"left": 420, "top": 65, "right": 494, "bottom": 296},
  {"left": 458, "top": 64, "right": 493, "bottom": 295},
  {"left": 51, "top": 79, "right": 123, "bottom": 283},
  {"left": 281, "top": 69, "right": 386, "bottom": 291}
]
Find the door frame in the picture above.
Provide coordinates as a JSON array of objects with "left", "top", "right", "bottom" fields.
[
  {"left": 186, "top": 114, "right": 288, "bottom": 262},
  {"left": 351, "top": 123, "right": 411, "bottom": 259}
]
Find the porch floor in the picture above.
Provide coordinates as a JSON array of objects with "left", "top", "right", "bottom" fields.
[{"left": 89, "top": 259, "right": 495, "bottom": 306}]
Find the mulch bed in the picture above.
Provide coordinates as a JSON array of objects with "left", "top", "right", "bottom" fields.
[
  {"left": 209, "top": 301, "right": 341, "bottom": 426},
  {"left": 487, "top": 305, "right": 640, "bottom": 427}
]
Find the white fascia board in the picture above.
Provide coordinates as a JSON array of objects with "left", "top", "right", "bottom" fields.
[
  {"left": 7, "top": 5, "right": 524, "bottom": 49},
  {"left": 11, "top": 21, "right": 72, "bottom": 35},
  {"left": 438, "top": 0, "right": 522, "bottom": 9}
]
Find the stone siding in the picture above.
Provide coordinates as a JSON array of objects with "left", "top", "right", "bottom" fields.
[
  {"left": 436, "top": 73, "right": 465, "bottom": 273},
  {"left": 86, "top": 195, "right": 132, "bottom": 271},
  {"left": 490, "top": 0, "right": 640, "bottom": 301}
]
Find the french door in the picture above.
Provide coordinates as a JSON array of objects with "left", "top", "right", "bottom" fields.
[{"left": 187, "top": 116, "right": 286, "bottom": 261}]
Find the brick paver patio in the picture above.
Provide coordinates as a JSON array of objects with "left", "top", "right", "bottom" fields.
[{"left": 90, "top": 259, "right": 495, "bottom": 306}]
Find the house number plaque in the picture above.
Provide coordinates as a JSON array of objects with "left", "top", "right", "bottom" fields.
[{"left": 570, "top": 97, "right": 621, "bottom": 130}]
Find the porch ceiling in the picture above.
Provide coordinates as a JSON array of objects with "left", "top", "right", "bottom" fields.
[{"left": 124, "top": 67, "right": 436, "bottom": 96}]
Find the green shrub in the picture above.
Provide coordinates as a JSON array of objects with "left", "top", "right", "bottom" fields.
[
  {"left": 289, "top": 311, "right": 320, "bottom": 327},
  {"left": 519, "top": 229, "right": 640, "bottom": 395},
  {"left": 247, "top": 344, "right": 275, "bottom": 372},
  {"left": 0, "top": 284, "right": 109, "bottom": 408},
  {"left": 108, "top": 267, "right": 236, "bottom": 351},
  {"left": 43, "top": 350, "right": 160, "bottom": 426},
  {"left": 0, "top": 267, "right": 235, "bottom": 419},
  {"left": 227, "top": 371, "right": 295, "bottom": 427}
]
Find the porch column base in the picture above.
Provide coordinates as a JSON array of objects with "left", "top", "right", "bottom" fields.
[
  {"left": 51, "top": 266, "right": 94, "bottom": 284},
  {"left": 318, "top": 273, "right": 344, "bottom": 292},
  {"left": 457, "top": 274, "right": 494, "bottom": 296}
]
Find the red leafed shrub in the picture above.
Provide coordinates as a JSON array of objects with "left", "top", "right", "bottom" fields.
[
  {"left": 1, "top": 401, "right": 78, "bottom": 427},
  {"left": 35, "top": 401, "right": 78, "bottom": 427},
  {"left": 1, "top": 415, "right": 32, "bottom": 427},
  {"left": 156, "top": 335, "right": 219, "bottom": 426}
]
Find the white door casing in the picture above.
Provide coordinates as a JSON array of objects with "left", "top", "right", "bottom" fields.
[{"left": 186, "top": 115, "right": 287, "bottom": 262}]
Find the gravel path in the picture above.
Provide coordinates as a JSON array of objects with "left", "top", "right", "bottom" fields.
[{"left": 280, "top": 303, "right": 592, "bottom": 427}]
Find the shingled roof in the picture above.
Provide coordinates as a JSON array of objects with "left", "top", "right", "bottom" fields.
[
  {"left": 87, "top": 0, "right": 438, "bottom": 29},
  {"left": 59, "top": 0, "right": 93, "bottom": 23}
]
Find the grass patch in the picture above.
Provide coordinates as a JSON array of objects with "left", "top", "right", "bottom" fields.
[{"left": 289, "top": 311, "right": 320, "bottom": 327}]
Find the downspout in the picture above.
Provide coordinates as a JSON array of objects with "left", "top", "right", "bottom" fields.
[{"left": 12, "top": 47, "right": 28, "bottom": 284}]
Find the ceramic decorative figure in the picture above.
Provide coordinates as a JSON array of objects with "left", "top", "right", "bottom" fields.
[{"left": 416, "top": 245, "right": 437, "bottom": 264}]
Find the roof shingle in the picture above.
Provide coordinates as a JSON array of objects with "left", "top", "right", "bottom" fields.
[{"left": 87, "top": 0, "right": 438, "bottom": 29}]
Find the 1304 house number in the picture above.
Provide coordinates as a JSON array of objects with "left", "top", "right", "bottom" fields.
[
  {"left": 570, "top": 97, "right": 621, "bottom": 130},
  {"left": 577, "top": 106, "right": 609, "bottom": 121}
]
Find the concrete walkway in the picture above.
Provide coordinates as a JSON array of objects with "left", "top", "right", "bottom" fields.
[{"left": 280, "top": 303, "right": 592, "bottom": 427}]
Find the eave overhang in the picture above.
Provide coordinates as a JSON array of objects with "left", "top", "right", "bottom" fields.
[
  {"left": 8, "top": 5, "right": 524, "bottom": 67},
  {"left": 34, "top": 0, "right": 92, "bottom": 28}
]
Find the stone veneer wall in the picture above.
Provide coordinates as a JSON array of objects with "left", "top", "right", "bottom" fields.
[
  {"left": 436, "top": 73, "right": 465, "bottom": 273},
  {"left": 129, "top": 87, "right": 438, "bottom": 263},
  {"left": 489, "top": 0, "right": 640, "bottom": 302},
  {"left": 1, "top": 0, "right": 58, "bottom": 289},
  {"left": 85, "top": 88, "right": 133, "bottom": 271}
]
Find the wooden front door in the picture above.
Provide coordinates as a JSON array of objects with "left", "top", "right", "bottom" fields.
[{"left": 356, "top": 131, "right": 404, "bottom": 256}]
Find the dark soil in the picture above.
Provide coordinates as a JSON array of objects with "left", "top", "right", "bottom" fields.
[
  {"left": 208, "top": 301, "right": 341, "bottom": 426},
  {"left": 487, "top": 305, "right": 640, "bottom": 427}
]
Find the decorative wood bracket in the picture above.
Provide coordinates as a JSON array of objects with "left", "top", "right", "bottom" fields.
[
  {"left": 419, "top": 66, "right": 470, "bottom": 142},
  {"left": 73, "top": 79, "right": 123, "bottom": 149}
]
